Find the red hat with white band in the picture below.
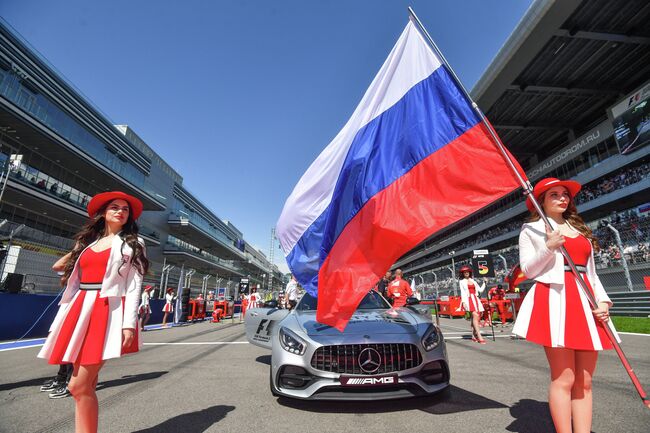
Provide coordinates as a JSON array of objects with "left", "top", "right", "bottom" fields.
[
  {"left": 525, "top": 178, "right": 581, "bottom": 212},
  {"left": 87, "top": 191, "right": 144, "bottom": 219}
]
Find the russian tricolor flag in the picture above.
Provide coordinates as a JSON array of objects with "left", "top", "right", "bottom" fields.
[{"left": 277, "top": 20, "right": 523, "bottom": 330}]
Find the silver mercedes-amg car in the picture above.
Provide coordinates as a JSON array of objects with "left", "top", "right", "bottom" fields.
[{"left": 245, "top": 290, "right": 449, "bottom": 400}]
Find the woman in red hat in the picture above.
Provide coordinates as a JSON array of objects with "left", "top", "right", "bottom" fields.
[
  {"left": 161, "top": 288, "right": 176, "bottom": 327},
  {"left": 458, "top": 265, "right": 487, "bottom": 343},
  {"left": 38, "top": 191, "right": 148, "bottom": 433},
  {"left": 512, "top": 178, "right": 619, "bottom": 433},
  {"left": 139, "top": 285, "right": 153, "bottom": 331}
]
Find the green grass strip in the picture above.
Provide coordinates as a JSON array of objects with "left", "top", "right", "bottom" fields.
[{"left": 611, "top": 316, "right": 650, "bottom": 334}]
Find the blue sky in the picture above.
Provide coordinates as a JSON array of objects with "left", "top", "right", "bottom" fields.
[{"left": 1, "top": 0, "right": 533, "bottom": 272}]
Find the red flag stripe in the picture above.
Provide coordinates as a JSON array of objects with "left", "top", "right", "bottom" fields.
[{"left": 317, "top": 123, "right": 522, "bottom": 330}]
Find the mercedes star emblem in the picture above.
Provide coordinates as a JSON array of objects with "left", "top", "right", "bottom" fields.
[{"left": 358, "top": 348, "right": 382, "bottom": 373}]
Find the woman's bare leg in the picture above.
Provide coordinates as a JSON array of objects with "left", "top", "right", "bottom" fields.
[
  {"left": 68, "top": 362, "right": 104, "bottom": 433},
  {"left": 471, "top": 312, "right": 483, "bottom": 341},
  {"left": 162, "top": 312, "right": 168, "bottom": 326},
  {"left": 572, "top": 350, "right": 598, "bottom": 433},
  {"left": 544, "top": 346, "right": 575, "bottom": 433}
]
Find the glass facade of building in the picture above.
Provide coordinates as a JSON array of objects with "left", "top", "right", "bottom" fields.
[
  {"left": 0, "top": 67, "right": 149, "bottom": 190},
  {"left": 0, "top": 21, "right": 280, "bottom": 294}
]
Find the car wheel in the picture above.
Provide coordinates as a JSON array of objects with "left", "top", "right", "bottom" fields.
[{"left": 269, "top": 368, "right": 279, "bottom": 397}]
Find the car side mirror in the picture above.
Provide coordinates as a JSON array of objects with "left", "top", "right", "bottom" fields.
[{"left": 406, "top": 297, "right": 420, "bottom": 305}]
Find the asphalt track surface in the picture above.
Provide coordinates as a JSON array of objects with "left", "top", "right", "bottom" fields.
[{"left": 1, "top": 317, "right": 649, "bottom": 433}]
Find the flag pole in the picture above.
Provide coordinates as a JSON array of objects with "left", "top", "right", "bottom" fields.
[{"left": 407, "top": 7, "right": 649, "bottom": 408}]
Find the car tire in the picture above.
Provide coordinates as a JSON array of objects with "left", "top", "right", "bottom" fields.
[{"left": 269, "top": 368, "right": 279, "bottom": 397}]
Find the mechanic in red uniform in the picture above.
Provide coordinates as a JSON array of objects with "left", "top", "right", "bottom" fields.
[
  {"left": 387, "top": 269, "right": 413, "bottom": 307},
  {"left": 488, "top": 284, "right": 508, "bottom": 326}
]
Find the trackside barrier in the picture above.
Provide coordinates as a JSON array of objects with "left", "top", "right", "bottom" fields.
[
  {"left": 211, "top": 300, "right": 234, "bottom": 322},
  {"left": 186, "top": 299, "right": 206, "bottom": 322},
  {"left": 436, "top": 296, "right": 465, "bottom": 318},
  {"left": 608, "top": 290, "right": 650, "bottom": 317}
]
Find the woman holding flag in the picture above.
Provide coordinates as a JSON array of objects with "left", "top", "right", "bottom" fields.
[
  {"left": 512, "top": 178, "right": 620, "bottom": 433},
  {"left": 458, "top": 265, "right": 486, "bottom": 344}
]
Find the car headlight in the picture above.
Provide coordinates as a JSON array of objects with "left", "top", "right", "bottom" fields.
[
  {"left": 279, "top": 327, "right": 306, "bottom": 355},
  {"left": 422, "top": 324, "right": 441, "bottom": 351}
]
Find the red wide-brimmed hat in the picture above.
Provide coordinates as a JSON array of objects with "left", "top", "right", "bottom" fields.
[
  {"left": 87, "top": 191, "right": 143, "bottom": 219},
  {"left": 144, "top": 285, "right": 153, "bottom": 291},
  {"left": 525, "top": 178, "right": 581, "bottom": 212},
  {"left": 166, "top": 287, "right": 174, "bottom": 293},
  {"left": 459, "top": 265, "right": 472, "bottom": 277}
]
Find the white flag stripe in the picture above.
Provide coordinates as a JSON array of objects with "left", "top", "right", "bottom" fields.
[{"left": 276, "top": 21, "right": 442, "bottom": 254}]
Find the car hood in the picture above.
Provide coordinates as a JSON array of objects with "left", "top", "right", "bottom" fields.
[{"left": 297, "top": 309, "right": 420, "bottom": 336}]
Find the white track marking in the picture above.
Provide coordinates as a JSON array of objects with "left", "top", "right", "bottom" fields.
[{"left": 143, "top": 341, "right": 249, "bottom": 345}]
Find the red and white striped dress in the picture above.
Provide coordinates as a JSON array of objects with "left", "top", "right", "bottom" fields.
[
  {"left": 513, "top": 234, "right": 619, "bottom": 351},
  {"left": 465, "top": 284, "right": 483, "bottom": 312},
  {"left": 248, "top": 292, "right": 262, "bottom": 309},
  {"left": 162, "top": 292, "right": 174, "bottom": 313},
  {"left": 38, "top": 248, "right": 139, "bottom": 365}
]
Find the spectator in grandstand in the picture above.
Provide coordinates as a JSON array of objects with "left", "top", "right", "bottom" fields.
[
  {"left": 512, "top": 177, "right": 620, "bottom": 433},
  {"left": 638, "top": 242, "right": 649, "bottom": 263},
  {"left": 608, "top": 245, "right": 622, "bottom": 265},
  {"left": 458, "top": 265, "right": 486, "bottom": 343},
  {"left": 37, "top": 191, "right": 147, "bottom": 433}
]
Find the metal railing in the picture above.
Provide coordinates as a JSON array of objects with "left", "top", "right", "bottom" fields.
[{"left": 608, "top": 291, "right": 650, "bottom": 318}]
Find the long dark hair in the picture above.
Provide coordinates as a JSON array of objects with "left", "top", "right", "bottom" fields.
[
  {"left": 527, "top": 191, "right": 600, "bottom": 251},
  {"left": 62, "top": 200, "right": 149, "bottom": 285}
]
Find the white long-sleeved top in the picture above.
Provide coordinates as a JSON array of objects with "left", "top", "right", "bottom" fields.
[
  {"left": 140, "top": 290, "right": 150, "bottom": 308},
  {"left": 514, "top": 218, "right": 619, "bottom": 348},
  {"left": 459, "top": 278, "right": 485, "bottom": 310},
  {"left": 56, "top": 235, "right": 145, "bottom": 330},
  {"left": 519, "top": 219, "right": 611, "bottom": 305},
  {"left": 285, "top": 280, "right": 298, "bottom": 301}
]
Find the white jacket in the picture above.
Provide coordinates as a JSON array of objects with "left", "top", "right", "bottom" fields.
[
  {"left": 519, "top": 219, "right": 611, "bottom": 305},
  {"left": 459, "top": 278, "right": 485, "bottom": 310},
  {"left": 59, "top": 234, "right": 146, "bottom": 329}
]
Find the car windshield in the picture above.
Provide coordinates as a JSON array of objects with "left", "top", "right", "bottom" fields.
[{"left": 296, "top": 290, "right": 390, "bottom": 311}]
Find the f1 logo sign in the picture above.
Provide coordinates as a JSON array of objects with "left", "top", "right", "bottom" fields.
[{"left": 256, "top": 319, "right": 272, "bottom": 336}]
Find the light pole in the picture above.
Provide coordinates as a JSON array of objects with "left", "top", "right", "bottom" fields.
[
  {"left": 446, "top": 265, "right": 456, "bottom": 296},
  {"left": 607, "top": 223, "right": 634, "bottom": 292},
  {"left": 159, "top": 259, "right": 174, "bottom": 299},
  {"left": 448, "top": 250, "right": 456, "bottom": 297},
  {"left": 185, "top": 269, "right": 196, "bottom": 292},
  {"left": 202, "top": 275, "right": 211, "bottom": 299}
]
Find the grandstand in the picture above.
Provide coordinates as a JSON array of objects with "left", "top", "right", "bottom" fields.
[{"left": 397, "top": 0, "right": 650, "bottom": 304}]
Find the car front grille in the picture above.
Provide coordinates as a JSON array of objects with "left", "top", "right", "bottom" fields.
[{"left": 311, "top": 343, "right": 422, "bottom": 375}]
